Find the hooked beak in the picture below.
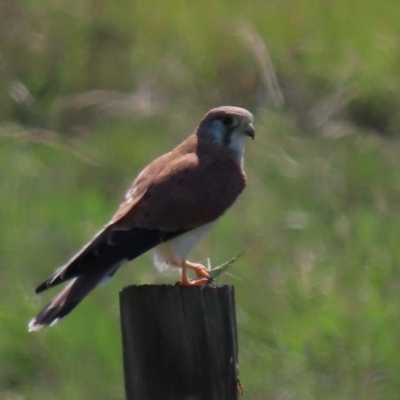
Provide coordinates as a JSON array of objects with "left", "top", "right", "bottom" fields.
[{"left": 243, "top": 123, "right": 255, "bottom": 140}]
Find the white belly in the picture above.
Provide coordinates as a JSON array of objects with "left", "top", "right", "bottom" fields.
[{"left": 153, "top": 221, "right": 216, "bottom": 272}]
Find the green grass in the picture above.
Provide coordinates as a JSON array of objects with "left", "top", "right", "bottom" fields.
[{"left": 2, "top": 0, "right": 400, "bottom": 399}]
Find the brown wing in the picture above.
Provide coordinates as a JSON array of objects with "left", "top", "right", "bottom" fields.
[
  {"left": 111, "top": 135, "right": 246, "bottom": 232},
  {"left": 110, "top": 135, "right": 198, "bottom": 224}
]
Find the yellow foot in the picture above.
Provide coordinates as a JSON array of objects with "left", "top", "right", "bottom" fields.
[
  {"left": 174, "top": 260, "right": 211, "bottom": 286},
  {"left": 174, "top": 255, "right": 242, "bottom": 286},
  {"left": 178, "top": 277, "right": 210, "bottom": 286},
  {"left": 185, "top": 261, "right": 211, "bottom": 279}
]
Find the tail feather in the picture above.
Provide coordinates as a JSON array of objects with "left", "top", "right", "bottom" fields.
[
  {"left": 34, "top": 226, "right": 184, "bottom": 294},
  {"left": 28, "top": 271, "right": 106, "bottom": 332},
  {"left": 29, "top": 226, "right": 186, "bottom": 331}
]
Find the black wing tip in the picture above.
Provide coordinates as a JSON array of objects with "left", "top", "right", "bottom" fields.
[
  {"left": 35, "top": 282, "right": 48, "bottom": 294},
  {"left": 35, "top": 274, "right": 64, "bottom": 293},
  {"left": 35, "top": 276, "right": 59, "bottom": 293}
]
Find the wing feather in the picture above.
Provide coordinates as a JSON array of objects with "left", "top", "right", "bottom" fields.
[
  {"left": 35, "top": 226, "right": 184, "bottom": 293},
  {"left": 112, "top": 135, "right": 246, "bottom": 231}
]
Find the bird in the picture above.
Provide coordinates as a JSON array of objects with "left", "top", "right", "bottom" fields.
[{"left": 28, "top": 105, "right": 255, "bottom": 331}]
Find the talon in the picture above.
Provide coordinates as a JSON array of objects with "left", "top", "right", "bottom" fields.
[
  {"left": 185, "top": 261, "right": 211, "bottom": 279},
  {"left": 171, "top": 260, "right": 212, "bottom": 286},
  {"left": 179, "top": 277, "right": 209, "bottom": 286},
  {"left": 177, "top": 261, "right": 209, "bottom": 286},
  {"left": 179, "top": 273, "right": 192, "bottom": 286}
]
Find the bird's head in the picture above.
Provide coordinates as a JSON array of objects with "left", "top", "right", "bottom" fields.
[{"left": 196, "top": 106, "right": 255, "bottom": 161}]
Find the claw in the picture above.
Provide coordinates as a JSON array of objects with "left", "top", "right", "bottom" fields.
[
  {"left": 178, "top": 277, "right": 210, "bottom": 286},
  {"left": 178, "top": 261, "right": 211, "bottom": 286}
]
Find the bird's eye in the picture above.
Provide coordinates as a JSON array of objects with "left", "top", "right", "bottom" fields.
[{"left": 221, "top": 116, "right": 236, "bottom": 126}]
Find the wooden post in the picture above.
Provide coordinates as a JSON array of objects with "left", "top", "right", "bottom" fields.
[{"left": 120, "top": 285, "right": 240, "bottom": 400}]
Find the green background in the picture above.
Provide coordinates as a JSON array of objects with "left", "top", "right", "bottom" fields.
[{"left": 1, "top": 0, "right": 400, "bottom": 398}]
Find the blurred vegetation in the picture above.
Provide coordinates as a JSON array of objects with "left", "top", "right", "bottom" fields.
[{"left": 1, "top": 0, "right": 400, "bottom": 399}]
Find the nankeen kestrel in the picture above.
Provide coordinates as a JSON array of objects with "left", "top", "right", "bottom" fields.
[{"left": 29, "top": 106, "right": 255, "bottom": 331}]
